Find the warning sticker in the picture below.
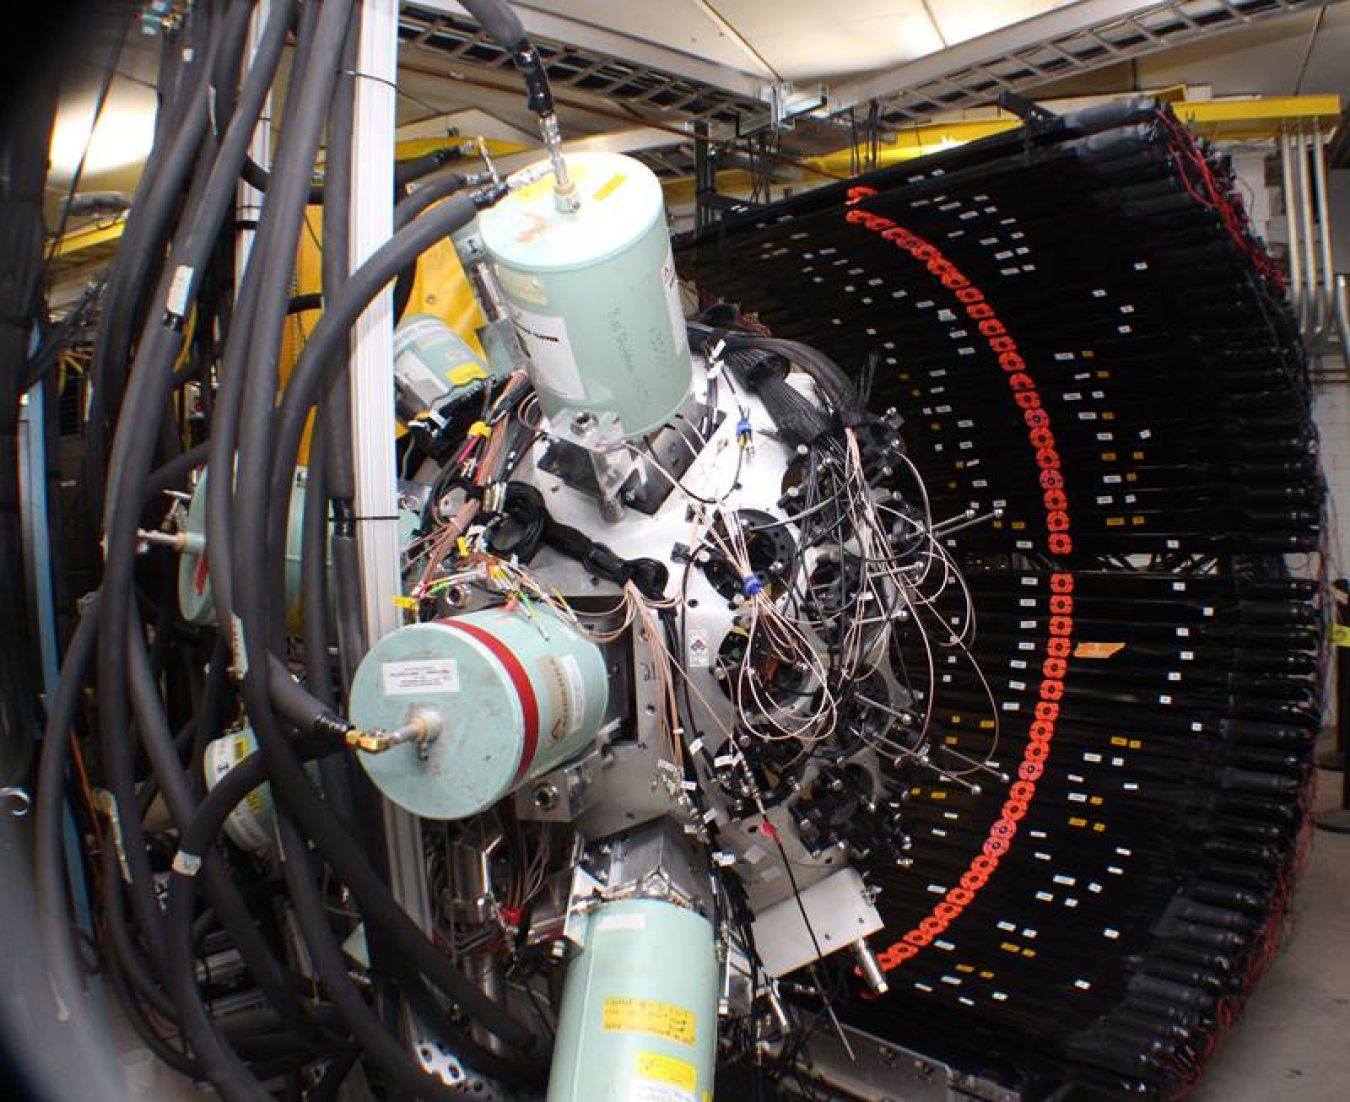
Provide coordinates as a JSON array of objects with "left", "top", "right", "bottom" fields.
[
  {"left": 630, "top": 1052, "right": 696, "bottom": 1102},
  {"left": 510, "top": 305, "right": 586, "bottom": 402},
  {"left": 602, "top": 998, "right": 696, "bottom": 1048},
  {"left": 538, "top": 655, "right": 586, "bottom": 743},
  {"left": 635, "top": 1053, "right": 695, "bottom": 1091},
  {"left": 381, "top": 659, "right": 459, "bottom": 695}
]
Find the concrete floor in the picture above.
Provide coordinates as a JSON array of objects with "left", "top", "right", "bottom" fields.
[{"left": 1188, "top": 766, "right": 1350, "bottom": 1102}]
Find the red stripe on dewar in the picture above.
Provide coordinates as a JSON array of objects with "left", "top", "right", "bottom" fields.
[{"left": 439, "top": 619, "right": 541, "bottom": 785}]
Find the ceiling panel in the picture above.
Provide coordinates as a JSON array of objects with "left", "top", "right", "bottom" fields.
[
  {"left": 925, "top": 0, "right": 1080, "bottom": 47},
  {"left": 515, "top": 0, "right": 768, "bottom": 73}
]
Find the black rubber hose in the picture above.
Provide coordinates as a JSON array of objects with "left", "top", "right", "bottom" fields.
[
  {"left": 394, "top": 172, "right": 469, "bottom": 231},
  {"left": 233, "top": 0, "right": 352, "bottom": 654},
  {"left": 85, "top": 3, "right": 226, "bottom": 520},
  {"left": 94, "top": 0, "right": 294, "bottom": 986},
  {"left": 103, "top": 924, "right": 202, "bottom": 1081},
  {"left": 102, "top": 849, "right": 187, "bottom": 1037},
  {"left": 162, "top": 753, "right": 280, "bottom": 1102},
  {"left": 461, "top": 0, "right": 526, "bottom": 51},
  {"left": 461, "top": 0, "right": 552, "bottom": 115},
  {"left": 240, "top": 147, "right": 467, "bottom": 209},
  {"left": 145, "top": 441, "right": 209, "bottom": 499},
  {"left": 275, "top": 811, "right": 495, "bottom": 1099},
  {"left": 82, "top": 24, "right": 190, "bottom": 521},
  {"left": 126, "top": 617, "right": 334, "bottom": 1053},
  {"left": 320, "top": 7, "right": 367, "bottom": 688},
  {"left": 204, "top": 0, "right": 309, "bottom": 632},
  {"left": 266, "top": 194, "right": 481, "bottom": 539},
  {"left": 34, "top": 596, "right": 101, "bottom": 1015},
  {"left": 299, "top": 426, "right": 334, "bottom": 708}
]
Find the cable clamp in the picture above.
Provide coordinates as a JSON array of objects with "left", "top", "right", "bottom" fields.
[
  {"left": 742, "top": 574, "right": 763, "bottom": 598},
  {"left": 172, "top": 850, "right": 203, "bottom": 878}
]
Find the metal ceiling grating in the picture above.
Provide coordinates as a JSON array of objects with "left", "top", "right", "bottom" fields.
[
  {"left": 859, "top": 0, "right": 1318, "bottom": 123},
  {"left": 398, "top": 3, "right": 770, "bottom": 130}
]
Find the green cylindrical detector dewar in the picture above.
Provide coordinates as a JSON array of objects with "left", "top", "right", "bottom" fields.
[
  {"left": 548, "top": 899, "right": 719, "bottom": 1102},
  {"left": 348, "top": 607, "right": 608, "bottom": 819},
  {"left": 478, "top": 152, "right": 693, "bottom": 438},
  {"left": 177, "top": 469, "right": 418, "bottom": 628},
  {"left": 202, "top": 726, "right": 275, "bottom": 855}
]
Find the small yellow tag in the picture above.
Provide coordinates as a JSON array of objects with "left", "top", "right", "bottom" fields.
[
  {"left": 593, "top": 173, "right": 627, "bottom": 201},
  {"left": 1332, "top": 623, "right": 1350, "bottom": 648},
  {"left": 392, "top": 596, "right": 418, "bottom": 610},
  {"left": 1074, "top": 641, "right": 1125, "bottom": 659},
  {"left": 448, "top": 363, "right": 488, "bottom": 387}
]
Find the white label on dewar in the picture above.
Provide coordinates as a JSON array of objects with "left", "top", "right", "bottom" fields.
[
  {"left": 510, "top": 305, "right": 586, "bottom": 401},
  {"left": 558, "top": 654, "right": 586, "bottom": 733},
  {"left": 382, "top": 659, "right": 459, "bottom": 695}
]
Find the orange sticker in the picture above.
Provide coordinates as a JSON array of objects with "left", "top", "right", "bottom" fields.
[{"left": 1074, "top": 641, "right": 1125, "bottom": 659}]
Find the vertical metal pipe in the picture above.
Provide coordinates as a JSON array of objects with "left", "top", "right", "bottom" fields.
[
  {"left": 1311, "top": 119, "right": 1337, "bottom": 340},
  {"left": 1280, "top": 129, "right": 1304, "bottom": 328},
  {"left": 1296, "top": 125, "right": 1321, "bottom": 335},
  {"left": 1335, "top": 273, "right": 1350, "bottom": 366}
]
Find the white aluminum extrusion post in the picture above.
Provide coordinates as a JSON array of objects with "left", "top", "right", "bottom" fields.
[
  {"left": 1280, "top": 129, "right": 1304, "bottom": 327},
  {"left": 1296, "top": 126, "right": 1321, "bottom": 337},
  {"left": 236, "top": 0, "right": 270, "bottom": 282},
  {"left": 349, "top": 0, "right": 435, "bottom": 935},
  {"left": 1310, "top": 120, "right": 1336, "bottom": 341}
]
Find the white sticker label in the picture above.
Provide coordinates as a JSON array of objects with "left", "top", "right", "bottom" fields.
[
  {"left": 540, "top": 654, "right": 587, "bottom": 741},
  {"left": 559, "top": 654, "right": 587, "bottom": 733},
  {"left": 167, "top": 264, "right": 194, "bottom": 317},
  {"left": 509, "top": 304, "right": 587, "bottom": 401},
  {"left": 631, "top": 1084, "right": 695, "bottom": 1102},
  {"left": 598, "top": 913, "right": 648, "bottom": 932},
  {"left": 662, "top": 245, "right": 687, "bottom": 351},
  {"left": 381, "top": 659, "right": 459, "bottom": 695},
  {"left": 686, "top": 629, "right": 712, "bottom": 668}
]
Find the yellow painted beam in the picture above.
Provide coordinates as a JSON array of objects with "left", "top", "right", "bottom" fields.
[
  {"left": 394, "top": 136, "right": 530, "bottom": 160},
  {"left": 51, "top": 215, "right": 127, "bottom": 259},
  {"left": 800, "top": 93, "right": 1344, "bottom": 177},
  {"left": 1177, "top": 94, "right": 1342, "bottom": 139}
]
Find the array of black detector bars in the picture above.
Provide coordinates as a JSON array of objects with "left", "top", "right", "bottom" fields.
[{"left": 678, "top": 98, "right": 1323, "bottom": 1100}]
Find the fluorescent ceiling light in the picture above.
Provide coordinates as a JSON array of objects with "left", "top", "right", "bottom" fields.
[{"left": 49, "top": 86, "right": 157, "bottom": 180}]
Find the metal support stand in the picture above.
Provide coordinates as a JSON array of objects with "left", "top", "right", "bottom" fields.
[{"left": 1315, "top": 581, "right": 1350, "bottom": 833}]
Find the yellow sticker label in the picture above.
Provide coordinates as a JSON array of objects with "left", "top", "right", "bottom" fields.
[
  {"left": 1332, "top": 623, "right": 1350, "bottom": 648},
  {"left": 447, "top": 362, "right": 488, "bottom": 387},
  {"left": 602, "top": 998, "right": 696, "bottom": 1047},
  {"left": 636, "top": 1053, "right": 696, "bottom": 1092},
  {"left": 593, "top": 173, "right": 628, "bottom": 202},
  {"left": 1074, "top": 641, "right": 1125, "bottom": 659}
]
